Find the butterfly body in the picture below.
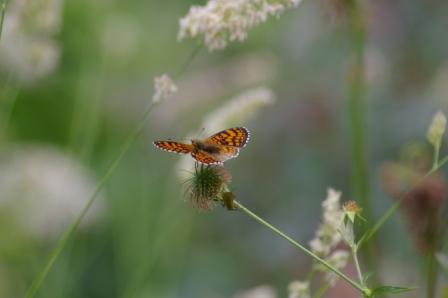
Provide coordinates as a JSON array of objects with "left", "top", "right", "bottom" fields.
[
  {"left": 154, "top": 127, "right": 250, "bottom": 165},
  {"left": 191, "top": 140, "right": 222, "bottom": 155}
]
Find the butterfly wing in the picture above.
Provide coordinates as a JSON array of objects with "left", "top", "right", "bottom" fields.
[
  {"left": 206, "top": 127, "right": 250, "bottom": 148},
  {"left": 217, "top": 146, "right": 240, "bottom": 161},
  {"left": 153, "top": 141, "right": 193, "bottom": 154},
  {"left": 191, "top": 151, "right": 223, "bottom": 165}
]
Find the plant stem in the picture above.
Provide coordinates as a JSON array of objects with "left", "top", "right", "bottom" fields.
[
  {"left": 431, "top": 143, "right": 440, "bottom": 171},
  {"left": 426, "top": 249, "right": 438, "bottom": 298},
  {"left": 0, "top": 0, "right": 6, "bottom": 41},
  {"left": 437, "top": 155, "right": 448, "bottom": 170},
  {"left": 352, "top": 245, "right": 365, "bottom": 287},
  {"left": 26, "top": 102, "right": 156, "bottom": 298},
  {"left": 233, "top": 200, "right": 367, "bottom": 294},
  {"left": 346, "top": 0, "right": 375, "bottom": 272}
]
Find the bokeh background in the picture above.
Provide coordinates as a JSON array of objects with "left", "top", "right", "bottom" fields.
[{"left": 1, "top": 0, "right": 448, "bottom": 297}]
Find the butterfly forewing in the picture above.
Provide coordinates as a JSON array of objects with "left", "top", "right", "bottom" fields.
[
  {"left": 153, "top": 141, "right": 193, "bottom": 154},
  {"left": 207, "top": 127, "right": 250, "bottom": 148}
]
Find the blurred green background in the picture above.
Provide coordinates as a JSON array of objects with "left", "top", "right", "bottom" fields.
[{"left": 1, "top": 0, "right": 448, "bottom": 297}]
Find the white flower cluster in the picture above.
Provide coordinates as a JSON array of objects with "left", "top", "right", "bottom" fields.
[
  {"left": 0, "top": 0, "right": 63, "bottom": 83},
  {"left": 309, "top": 188, "right": 349, "bottom": 286},
  {"left": 288, "top": 281, "right": 310, "bottom": 298},
  {"left": 178, "top": 0, "right": 301, "bottom": 51},
  {"left": 152, "top": 74, "right": 178, "bottom": 103},
  {"left": 309, "top": 188, "right": 344, "bottom": 256}
]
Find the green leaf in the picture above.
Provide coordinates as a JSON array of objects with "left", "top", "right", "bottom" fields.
[{"left": 371, "top": 286, "right": 416, "bottom": 297}]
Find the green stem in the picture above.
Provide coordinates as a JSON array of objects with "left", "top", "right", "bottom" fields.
[
  {"left": 426, "top": 249, "right": 438, "bottom": 298},
  {"left": 352, "top": 245, "right": 365, "bottom": 287},
  {"left": 437, "top": 154, "right": 448, "bottom": 170},
  {"left": 431, "top": 143, "right": 440, "bottom": 171},
  {"left": 26, "top": 103, "right": 155, "bottom": 298},
  {"left": 0, "top": 0, "right": 6, "bottom": 41},
  {"left": 233, "top": 200, "right": 368, "bottom": 294}
]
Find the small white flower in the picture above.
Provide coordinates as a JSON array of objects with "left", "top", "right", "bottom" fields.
[
  {"left": 152, "top": 74, "right": 178, "bottom": 103},
  {"left": 426, "top": 110, "right": 446, "bottom": 147},
  {"left": 288, "top": 281, "right": 310, "bottom": 298},
  {"left": 178, "top": 0, "right": 302, "bottom": 51},
  {"left": 309, "top": 188, "right": 343, "bottom": 256}
]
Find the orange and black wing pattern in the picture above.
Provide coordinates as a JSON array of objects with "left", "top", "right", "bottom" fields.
[
  {"left": 207, "top": 127, "right": 250, "bottom": 148},
  {"left": 153, "top": 141, "right": 193, "bottom": 154},
  {"left": 191, "top": 151, "right": 223, "bottom": 165},
  {"left": 219, "top": 146, "right": 240, "bottom": 160}
]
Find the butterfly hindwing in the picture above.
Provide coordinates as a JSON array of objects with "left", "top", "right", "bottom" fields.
[
  {"left": 153, "top": 141, "right": 193, "bottom": 154},
  {"left": 207, "top": 127, "right": 250, "bottom": 148},
  {"left": 218, "top": 146, "right": 240, "bottom": 161},
  {"left": 191, "top": 151, "right": 223, "bottom": 165}
]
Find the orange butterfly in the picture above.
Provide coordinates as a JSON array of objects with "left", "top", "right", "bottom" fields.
[{"left": 153, "top": 127, "right": 250, "bottom": 165}]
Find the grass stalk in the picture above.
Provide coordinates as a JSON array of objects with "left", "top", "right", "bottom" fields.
[
  {"left": 426, "top": 248, "right": 438, "bottom": 298},
  {"left": 346, "top": 0, "right": 376, "bottom": 274},
  {"left": 352, "top": 244, "right": 365, "bottom": 287}
]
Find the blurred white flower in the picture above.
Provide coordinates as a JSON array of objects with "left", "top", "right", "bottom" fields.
[
  {"left": 426, "top": 110, "right": 446, "bottom": 148},
  {"left": 235, "top": 285, "right": 277, "bottom": 298},
  {"left": 0, "top": 0, "right": 63, "bottom": 83},
  {"left": 0, "top": 145, "right": 103, "bottom": 239},
  {"left": 202, "top": 87, "right": 275, "bottom": 133},
  {"left": 177, "top": 86, "right": 275, "bottom": 178},
  {"left": 0, "top": 37, "right": 60, "bottom": 82},
  {"left": 178, "top": 0, "right": 301, "bottom": 51},
  {"left": 309, "top": 188, "right": 344, "bottom": 257},
  {"left": 321, "top": 249, "right": 350, "bottom": 286},
  {"left": 152, "top": 74, "right": 178, "bottom": 103},
  {"left": 288, "top": 281, "right": 310, "bottom": 298}
]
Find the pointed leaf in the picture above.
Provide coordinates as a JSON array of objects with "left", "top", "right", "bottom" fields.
[{"left": 371, "top": 286, "right": 416, "bottom": 297}]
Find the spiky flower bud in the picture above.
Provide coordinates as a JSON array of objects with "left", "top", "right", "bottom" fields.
[
  {"left": 185, "top": 164, "right": 232, "bottom": 211},
  {"left": 342, "top": 200, "right": 363, "bottom": 224}
]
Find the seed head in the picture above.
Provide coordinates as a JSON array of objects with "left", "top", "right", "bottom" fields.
[{"left": 185, "top": 164, "right": 232, "bottom": 211}]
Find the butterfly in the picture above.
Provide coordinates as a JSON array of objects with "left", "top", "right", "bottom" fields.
[{"left": 153, "top": 127, "right": 250, "bottom": 165}]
